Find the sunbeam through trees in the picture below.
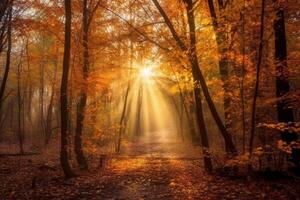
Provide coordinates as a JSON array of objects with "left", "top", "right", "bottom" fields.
[{"left": 0, "top": 0, "right": 300, "bottom": 199}]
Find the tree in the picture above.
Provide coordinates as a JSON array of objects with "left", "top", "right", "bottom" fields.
[
  {"left": 17, "top": 50, "right": 25, "bottom": 154},
  {"left": 207, "top": 0, "right": 232, "bottom": 132},
  {"left": 0, "top": 0, "right": 11, "bottom": 54},
  {"left": 273, "top": 0, "right": 299, "bottom": 165},
  {"left": 184, "top": 0, "right": 213, "bottom": 172},
  {"left": 0, "top": 0, "right": 12, "bottom": 114},
  {"left": 75, "top": 0, "right": 90, "bottom": 170},
  {"left": 248, "top": 0, "right": 266, "bottom": 155},
  {"left": 273, "top": 0, "right": 297, "bottom": 143},
  {"left": 60, "top": 0, "right": 76, "bottom": 178}
]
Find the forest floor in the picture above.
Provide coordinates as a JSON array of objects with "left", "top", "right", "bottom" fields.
[{"left": 1, "top": 130, "right": 300, "bottom": 200}]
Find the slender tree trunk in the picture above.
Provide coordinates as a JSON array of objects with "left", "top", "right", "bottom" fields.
[
  {"left": 67, "top": 57, "right": 75, "bottom": 159},
  {"left": 60, "top": 0, "right": 76, "bottom": 178},
  {"left": 185, "top": 0, "right": 213, "bottom": 172},
  {"left": 17, "top": 61, "right": 24, "bottom": 154},
  {"left": 0, "top": 1, "right": 12, "bottom": 113},
  {"left": 25, "top": 39, "right": 34, "bottom": 129},
  {"left": 240, "top": 0, "right": 247, "bottom": 153},
  {"left": 249, "top": 0, "right": 266, "bottom": 155},
  {"left": 75, "top": 0, "right": 89, "bottom": 170}
]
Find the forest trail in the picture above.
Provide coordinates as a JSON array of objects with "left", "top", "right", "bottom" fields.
[
  {"left": 120, "top": 129, "right": 202, "bottom": 158},
  {"left": 1, "top": 130, "right": 299, "bottom": 199},
  {"left": 100, "top": 130, "right": 205, "bottom": 199}
]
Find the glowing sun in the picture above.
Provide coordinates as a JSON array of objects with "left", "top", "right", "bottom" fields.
[{"left": 140, "top": 67, "right": 154, "bottom": 78}]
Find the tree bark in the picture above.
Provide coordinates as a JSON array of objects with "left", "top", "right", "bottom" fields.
[
  {"left": 273, "top": 1, "right": 297, "bottom": 143},
  {"left": 240, "top": 0, "right": 246, "bottom": 153},
  {"left": 17, "top": 58, "right": 24, "bottom": 154},
  {"left": 25, "top": 39, "right": 34, "bottom": 129},
  {"left": 75, "top": 0, "right": 89, "bottom": 170},
  {"left": 0, "top": 1, "right": 12, "bottom": 113},
  {"left": 60, "top": 0, "right": 76, "bottom": 178},
  {"left": 0, "top": 0, "right": 11, "bottom": 54}
]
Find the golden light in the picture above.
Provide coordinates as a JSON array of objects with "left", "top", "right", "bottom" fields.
[{"left": 140, "top": 67, "right": 154, "bottom": 78}]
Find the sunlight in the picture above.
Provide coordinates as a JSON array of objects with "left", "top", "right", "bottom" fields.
[
  {"left": 139, "top": 67, "right": 155, "bottom": 79},
  {"left": 122, "top": 64, "right": 180, "bottom": 150}
]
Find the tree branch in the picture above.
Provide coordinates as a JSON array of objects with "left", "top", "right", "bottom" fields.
[
  {"left": 100, "top": 4, "right": 169, "bottom": 51},
  {"left": 151, "top": 0, "right": 187, "bottom": 51}
]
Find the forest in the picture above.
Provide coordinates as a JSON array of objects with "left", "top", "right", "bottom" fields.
[{"left": 0, "top": 0, "right": 300, "bottom": 199}]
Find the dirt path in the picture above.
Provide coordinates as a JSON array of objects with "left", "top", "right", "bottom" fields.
[{"left": 1, "top": 131, "right": 300, "bottom": 199}]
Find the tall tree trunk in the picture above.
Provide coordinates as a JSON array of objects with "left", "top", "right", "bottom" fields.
[
  {"left": 67, "top": 54, "right": 76, "bottom": 159},
  {"left": 249, "top": 0, "right": 266, "bottom": 155},
  {"left": 207, "top": 0, "right": 232, "bottom": 133},
  {"left": 0, "top": 1, "right": 12, "bottom": 113},
  {"left": 0, "top": 0, "right": 11, "bottom": 55},
  {"left": 185, "top": 0, "right": 213, "bottom": 172},
  {"left": 25, "top": 39, "right": 34, "bottom": 129},
  {"left": 240, "top": 0, "right": 247, "bottom": 153},
  {"left": 60, "top": 0, "right": 76, "bottom": 178},
  {"left": 75, "top": 0, "right": 89, "bottom": 170},
  {"left": 17, "top": 60, "right": 24, "bottom": 154},
  {"left": 273, "top": 1, "right": 297, "bottom": 143}
]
